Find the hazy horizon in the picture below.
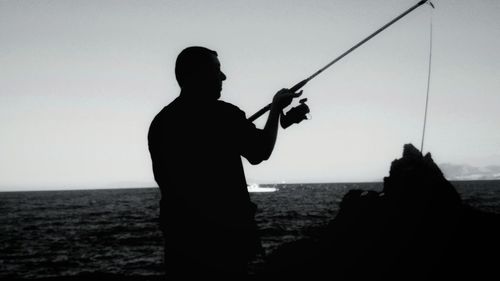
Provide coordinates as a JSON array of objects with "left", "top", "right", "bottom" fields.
[
  {"left": 2, "top": 165, "right": 500, "bottom": 192},
  {"left": 1, "top": 0, "right": 499, "bottom": 191}
]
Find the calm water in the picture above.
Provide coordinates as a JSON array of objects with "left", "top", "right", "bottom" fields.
[{"left": 1, "top": 181, "right": 499, "bottom": 279}]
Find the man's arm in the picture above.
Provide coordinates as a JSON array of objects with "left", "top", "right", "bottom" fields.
[{"left": 260, "top": 89, "right": 302, "bottom": 161}]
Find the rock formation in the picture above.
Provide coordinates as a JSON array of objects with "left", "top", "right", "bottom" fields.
[{"left": 260, "top": 144, "right": 500, "bottom": 280}]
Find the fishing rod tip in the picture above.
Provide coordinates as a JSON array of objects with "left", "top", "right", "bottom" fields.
[{"left": 427, "top": 1, "right": 435, "bottom": 9}]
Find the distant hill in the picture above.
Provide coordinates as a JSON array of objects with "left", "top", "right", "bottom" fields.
[{"left": 439, "top": 163, "right": 500, "bottom": 181}]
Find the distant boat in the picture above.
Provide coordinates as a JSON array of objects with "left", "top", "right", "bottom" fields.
[{"left": 247, "top": 183, "right": 277, "bottom": 193}]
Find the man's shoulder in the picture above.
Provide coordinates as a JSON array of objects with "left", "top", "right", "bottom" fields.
[
  {"left": 215, "top": 100, "right": 246, "bottom": 117},
  {"left": 152, "top": 98, "right": 181, "bottom": 121},
  {"left": 149, "top": 99, "right": 179, "bottom": 133},
  {"left": 150, "top": 106, "right": 169, "bottom": 126}
]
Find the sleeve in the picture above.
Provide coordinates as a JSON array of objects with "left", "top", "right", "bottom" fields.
[{"left": 224, "top": 103, "right": 268, "bottom": 165}]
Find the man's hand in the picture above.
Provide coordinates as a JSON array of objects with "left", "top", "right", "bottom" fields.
[{"left": 272, "top": 89, "right": 303, "bottom": 110}]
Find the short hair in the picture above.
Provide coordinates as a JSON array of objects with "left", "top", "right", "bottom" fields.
[{"left": 175, "top": 46, "right": 218, "bottom": 88}]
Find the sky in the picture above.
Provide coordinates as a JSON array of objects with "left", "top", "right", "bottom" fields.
[{"left": 1, "top": 0, "right": 499, "bottom": 191}]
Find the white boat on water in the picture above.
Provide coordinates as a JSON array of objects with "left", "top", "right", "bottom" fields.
[{"left": 247, "top": 183, "right": 277, "bottom": 193}]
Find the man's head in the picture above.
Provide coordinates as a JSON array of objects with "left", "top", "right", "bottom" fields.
[{"left": 175, "top": 46, "right": 226, "bottom": 100}]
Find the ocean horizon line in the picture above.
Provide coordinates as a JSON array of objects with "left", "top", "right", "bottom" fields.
[{"left": 1, "top": 179, "right": 500, "bottom": 193}]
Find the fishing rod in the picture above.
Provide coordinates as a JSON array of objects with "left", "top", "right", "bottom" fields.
[{"left": 249, "top": 0, "right": 433, "bottom": 124}]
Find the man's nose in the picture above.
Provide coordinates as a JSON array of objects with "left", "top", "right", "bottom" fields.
[{"left": 220, "top": 71, "right": 226, "bottom": 81}]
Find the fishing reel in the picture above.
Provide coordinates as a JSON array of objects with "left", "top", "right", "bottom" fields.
[{"left": 280, "top": 98, "right": 310, "bottom": 129}]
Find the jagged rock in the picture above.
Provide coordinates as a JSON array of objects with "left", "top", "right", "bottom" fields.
[{"left": 260, "top": 144, "right": 500, "bottom": 280}]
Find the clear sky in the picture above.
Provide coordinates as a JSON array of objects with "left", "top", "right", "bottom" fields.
[{"left": 1, "top": 0, "right": 499, "bottom": 190}]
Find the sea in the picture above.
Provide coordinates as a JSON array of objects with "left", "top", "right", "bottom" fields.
[{"left": 1, "top": 181, "right": 500, "bottom": 279}]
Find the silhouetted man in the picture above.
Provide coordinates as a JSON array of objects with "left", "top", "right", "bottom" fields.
[{"left": 148, "top": 46, "right": 301, "bottom": 278}]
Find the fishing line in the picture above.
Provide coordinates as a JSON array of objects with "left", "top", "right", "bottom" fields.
[{"left": 420, "top": 3, "right": 434, "bottom": 153}]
